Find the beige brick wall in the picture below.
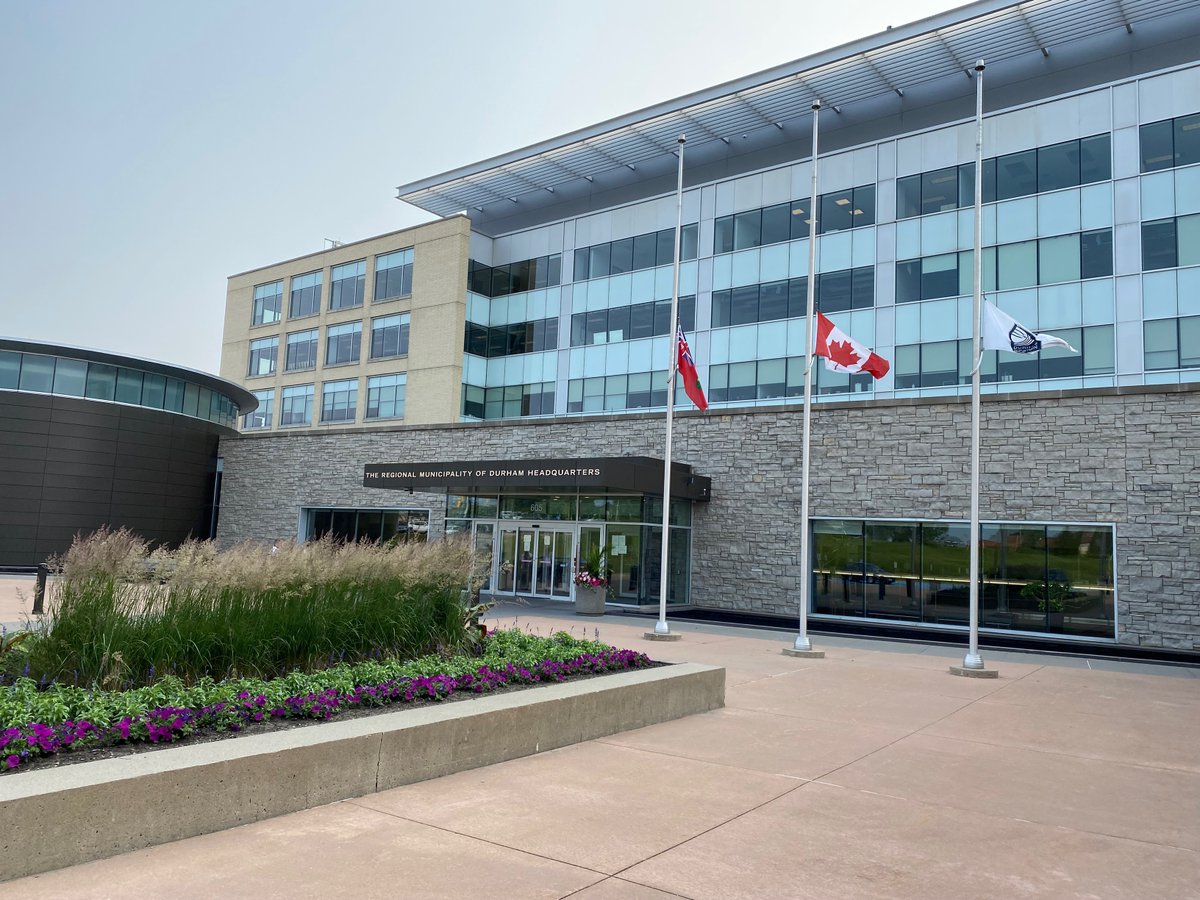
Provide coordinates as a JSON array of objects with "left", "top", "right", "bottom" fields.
[{"left": 221, "top": 216, "right": 471, "bottom": 429}]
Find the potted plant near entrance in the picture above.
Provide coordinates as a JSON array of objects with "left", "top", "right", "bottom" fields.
[{"left": 573, "top": 547, "right": 609, "bottom": 616}]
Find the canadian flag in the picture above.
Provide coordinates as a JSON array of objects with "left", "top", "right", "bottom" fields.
[{"left": 814, "top": 311, "right": 890, "bottom": 379}]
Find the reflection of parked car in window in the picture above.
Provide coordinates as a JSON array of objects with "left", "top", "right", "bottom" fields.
[{"left": 844, "top": 562, "right": 895, "bottom": 585}]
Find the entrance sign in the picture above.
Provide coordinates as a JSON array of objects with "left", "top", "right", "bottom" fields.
[{"left": 364, "top": 456, "right": 711, "bottom": 501}]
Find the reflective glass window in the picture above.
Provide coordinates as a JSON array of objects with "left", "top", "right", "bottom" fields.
[
  {"left": 141, "top": 373, "right": 166, "bottom": 409},
  {"left": 1177, "top": 113, "right": 1200, "bottom": 168},
  {"left": 17, "top": 354, "right": 54, "bottom": 392},
  {"left": 998, "top": 241, "right": 1038, "bottom": 290},
  {"left": 1078, "top": 229, "right": 1112, "bottom": 279},
  {"left": 1179, "top": 213, "right": 1200, "bottom": 267},
  {"left": 1144, "top": 318, "right": 1178, "bottom": 369},
  {"left": 996, "top": 150, "right": 1037, "bottom": 200},
  {"left": 1079, "top": 134, "right": 1111, "bottom": 183},
  {"left": 733, "top": 210, "right": 761, "bottom": 250},
  {"left": 1037, "top": 140, "right": 1080, "bottom": 193},
  {"left": 896, "top": 260, "right": 922, "bottom": 303},
  {"left": 285, "top": 329, "right": 318, "bottom": 371},
  {"left": 52, "top": 358, "right": 87, "bottom": 396},
  {"left": 897, "top": 174, "right": 922, "bottom": 219},
  {"left": 790, "top": 199, "right": 811, "bottom": 239},
  {"left": 325, "top": 322, "right": 362, "bottom": 366},
  {"left": 245, "top": 388, "right": 274, "bottom": 429},
  {"left": 0, "top": 351, "right": 20, "bottom": 389},
  {"left": 1180, "top": 316, "right": 1200, "bottom": 367},
  {"left": 321, "top": 378, "right": 357, "bottom": 423},
  {"left": 820, "top": 190, "right": 854, "bottom": 233},
  {"left": 280, "top": 384, "right": 314, "bottom": 426},
  {"left": 85, "top": 364, "right": 117, "bottom": 400},
  {"left": 330, "top": 260, "right": 365, "bottom": 310},
  {"left": 114, "top": 368, "right": 143, "bottom": 404},
  {"left": 922, "top": 168, "right": 957, "bottom": 215},
  {"left": 252, "top": 281, "right": 283, "bottom": 325},
  {"left": 248, "top": 336, "right": 278, "bottom": 376},
  {"left": 1142, "top": 219, "right": 1177, "bottom": 270},
  {"left": 588, "top": 244, "right": 610, "bottom": 279},
  {"left": 1140, "top": 120, "right": 1175, "bottom": 172},
  {"left": 289, "top": 271, "right": 322, "bottom": 318},
  {"left": 371, "top": 313, "right": 410, "bottom": 359},
  {"left": 922, "top": 254, "right": 959, "bottom": 300},
  {"left": 761, "top": 203, "right": 791, "bottom": 245},
  {"left": 633, "top": 233, "right": 658, "bottom": 270},
  {"left": 609, "top": 238, "right": 633, "bottom": 275},
  {"left": 375, "top": 248, "right": 414, "bottom": 300}
]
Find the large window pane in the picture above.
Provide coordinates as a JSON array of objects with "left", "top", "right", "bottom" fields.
[
  {"left": 922, "top": 254, "right": 959, "bottom": 299},
  {"left": 52, "top": 358, "right": 87, "bottom": 396},
  {"left": 897, "top": 175, "right": 922, "bottom": 219},
  {"left": 1142, "top": 219, "right": 1177, "bottom": 270},
  {"left": 998, "top": 241, "right": 1038, "bottom": 290},
  {"left": 761, "top": 203, "right": 791, "bottom": 245},
  {"left": 922, "top": 168, "right": 957, "bottom": 214},
  {"left": 1079, "top": 134, "right": 1112, "bottom": 183},
  {"left": 1178, "top": 214, "right": 1200, "bottom": 267},
  {"left": 1140, "top": 120, "right": 1175, "bottom": 172},
  {"left": 1143, "top": 319, "right": 1178, "bottom": 369},
  {"left": 1038, "top": 234, "right": 1081, "bottom": 285},
  {"left": 1037, "top": 140, "right": 1080, "bottom": 192},
  {"left": 1177, "top": 113, "right": 1200, "bottom": 168},
  {"left": 1080, "top": 229, "right": 1113, "bottom": 278},
  {"left": 733, "top": 210, "right": 761, "bottom": 250},
  {"left": 996, "top": 149, "right": 1037, "bottom": 200}
]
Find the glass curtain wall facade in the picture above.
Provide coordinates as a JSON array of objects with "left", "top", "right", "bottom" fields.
[{"left": 811, "top": 518, "right": 1115, "bottom": 640}]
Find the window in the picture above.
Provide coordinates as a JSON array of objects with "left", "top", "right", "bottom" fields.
[
  {"left": 245, "top": 389, "right": 274, "bottom": 429},
  {"left": 115, "top": 369, "right": 143, "bottom": 404},
  {"left": 574, "top": 228, "right": 695, "bottom": 281},
  {"left": 897, "top": 229, "right": 1114, "bottom": 302},
  {"left": 0, "top": 350, "right": 19, "bottom": 389},
  {"left": 570, "top": 297, "right": 693, "bottom": 346},
  {"left": 469, "top": 382, "right": 555, "bottom": 419},
  {"left": 247, "top": 337, "right": 278, "bottom": 376},
  {"left": 252, "top": 281, "right": 283, "bottom": 325},
  {"left": 375, "top": 249, "right": 414, "bottom": 301},
  {"left": 280, "top": 384, "right": 314, "bottom": 426},
  {"left": 894, "top": 326, "right": 1114, "bottom": 388},
  {"left": 1142, "top": 214, "right": 1200, "bottom": 271},
  {"left": 329, "top": 260, "right": 365, "bottom": 310},
  {"left": 52, "top": 359, "right": 87, "bottom": 397},
  {"left": 289, "top": 271, "right": 322, "bottom": 318},
  {"left": 1140, "top": 112, "right": 1200, "bottom": 172},
  {"left": 468, "top": 254, "right": 561, "bottom": 297},
  {"left": 367, "top": 373, "right": 406, "bottom": 419},
  {"left": 712, "top": 269, "right": 873, "bottom": 326},
  {"left": 709, "top": 355, "right": 871, "bottom": 401},
  {"left": 18, "top": 354, "right": 55, "bottom": 393},
  {"left": 305, "top": 508, "right": 429, "bottom": 544},
  {"left": 1145, "top": 316, "right": 1200, "bottom": 370},
  {"left": 321, "top": 378, "right": 357, "bottom": 423},
  {"left": 370, "top": 313, "right": 410, "bottom": 359},
  {"left": 285, "top": 329, "right": 318, "bottom": 371},
  {"left": 713, "top": 188, "right": 871, "bottom": 255},
  {"left": 325, "top": 321, "right": 362, "bottom": 366},
  {"left": 897, "top": 135, "right": 1112, "bottom": 219}
]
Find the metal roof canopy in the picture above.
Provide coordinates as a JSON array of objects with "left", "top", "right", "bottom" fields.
[{"left": 396, "top": 0, "right": 1199, "bottom": 230}]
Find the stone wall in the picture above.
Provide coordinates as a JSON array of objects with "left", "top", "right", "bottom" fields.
[{"left": 218, "top": 384, "right": 1200, "bottom": 652}]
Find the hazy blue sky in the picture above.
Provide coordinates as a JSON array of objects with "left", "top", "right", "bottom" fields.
[{"left": 1, "top": 0, "right": 956, "bottom": 375}]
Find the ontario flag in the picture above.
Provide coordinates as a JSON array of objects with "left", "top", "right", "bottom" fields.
[
  {"left": 814, "top": 311, "right": 890, "bottom": 379},
  {"left": 676, "top": 325, "right": 708, "bottom": 411}
]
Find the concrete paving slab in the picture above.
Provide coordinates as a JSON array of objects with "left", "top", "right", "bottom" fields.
[
  {"left": 923, "top": 698, "right": 1200, "bottom": 772},
  {"left": 351, "top": 739, "right": 797, "bottom": 875},
  {"left": 13, "top": 799, "right": 604, "bottom": 900},
  {"left": 5, "top": 603, "right": 1197, "bottom": 897},
  {"left": 824, "top": 732, "right": 1200, "bottom": 851},
  {"left": 727, "top": 670, "right": 976, "bottom": 731},
  {"left": 620, "top": 781, "right": 1199, "bottom": 900},
  {"left": 599, "top": 705, "right": 911, "bottom": 780}
]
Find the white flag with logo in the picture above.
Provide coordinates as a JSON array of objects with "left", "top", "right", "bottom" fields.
[{"left": 981, "top": 300, "right": 1076, "bottom": 354}]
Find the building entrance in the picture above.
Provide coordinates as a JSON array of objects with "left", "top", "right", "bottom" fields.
[{"left": 496, "top": 525, "right": 574, "bottom": 598}]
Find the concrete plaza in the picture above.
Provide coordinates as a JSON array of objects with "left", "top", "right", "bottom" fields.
[{"left": 0, "top": 581, "right": 1197, "bottom": 898}]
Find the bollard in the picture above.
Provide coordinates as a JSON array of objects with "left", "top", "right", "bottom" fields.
[{"left": 32, "top": 563, "right": 47, "bottom": 615}]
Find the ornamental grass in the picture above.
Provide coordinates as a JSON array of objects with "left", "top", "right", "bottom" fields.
[{"left": 23, "top": 528, "right": 485, "bottom": 687}]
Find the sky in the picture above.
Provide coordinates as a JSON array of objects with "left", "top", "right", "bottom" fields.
[{"left": 0, "top": 0, "right": 960, "bottom": 376}]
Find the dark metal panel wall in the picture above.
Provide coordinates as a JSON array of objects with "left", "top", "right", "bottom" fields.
[{"left": 0, "top": 392, "right": 221, "bottom": 567}]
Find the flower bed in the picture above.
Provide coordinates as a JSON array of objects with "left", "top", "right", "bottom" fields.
[{"left": 1, "top": 629, "right": 655, "bottom": 774}]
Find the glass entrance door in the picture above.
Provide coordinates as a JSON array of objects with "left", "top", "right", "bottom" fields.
[{"left": 498, "top": 525, "right": 574, "bottom": 598}]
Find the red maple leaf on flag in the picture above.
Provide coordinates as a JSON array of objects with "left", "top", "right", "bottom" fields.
[{"left": 827, "top": 339, "right": 861, "bottom": 368}]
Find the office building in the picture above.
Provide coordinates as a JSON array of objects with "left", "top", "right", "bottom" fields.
[{"left": 217, "top": 0, "right": 1200, "bottom": 656}]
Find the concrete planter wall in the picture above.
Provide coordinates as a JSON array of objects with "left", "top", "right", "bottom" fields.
[{"left": 574, "top": 584, "right": 607, "bottom": 615}]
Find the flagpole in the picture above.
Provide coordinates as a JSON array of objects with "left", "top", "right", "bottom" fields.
[
  {"left": 785, "top": 101, "right": 825, "bottom": 658},
  {"left": 953, "top": 60, "right": 996, "bottom": 678},
  {"left": 649, "top": 134, "right": 686, "bottom": 641}
]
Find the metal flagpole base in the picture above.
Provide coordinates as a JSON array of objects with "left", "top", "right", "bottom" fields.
[
  {"left": 949, "top": 664, "right": 998, "bottom": 678},
  {"left": 950, "top": 653, "right": 998, "bottom": 678},
  {"left": 644, "top": 620, "right": 682, "bottom": 641},
  {"left": 782, "top": 636, "right": 824, "bottom": 658}
]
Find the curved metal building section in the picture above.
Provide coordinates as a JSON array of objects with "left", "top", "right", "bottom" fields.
[{"left": 0, "top": 338, "right": 257, "bottom": 568}]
